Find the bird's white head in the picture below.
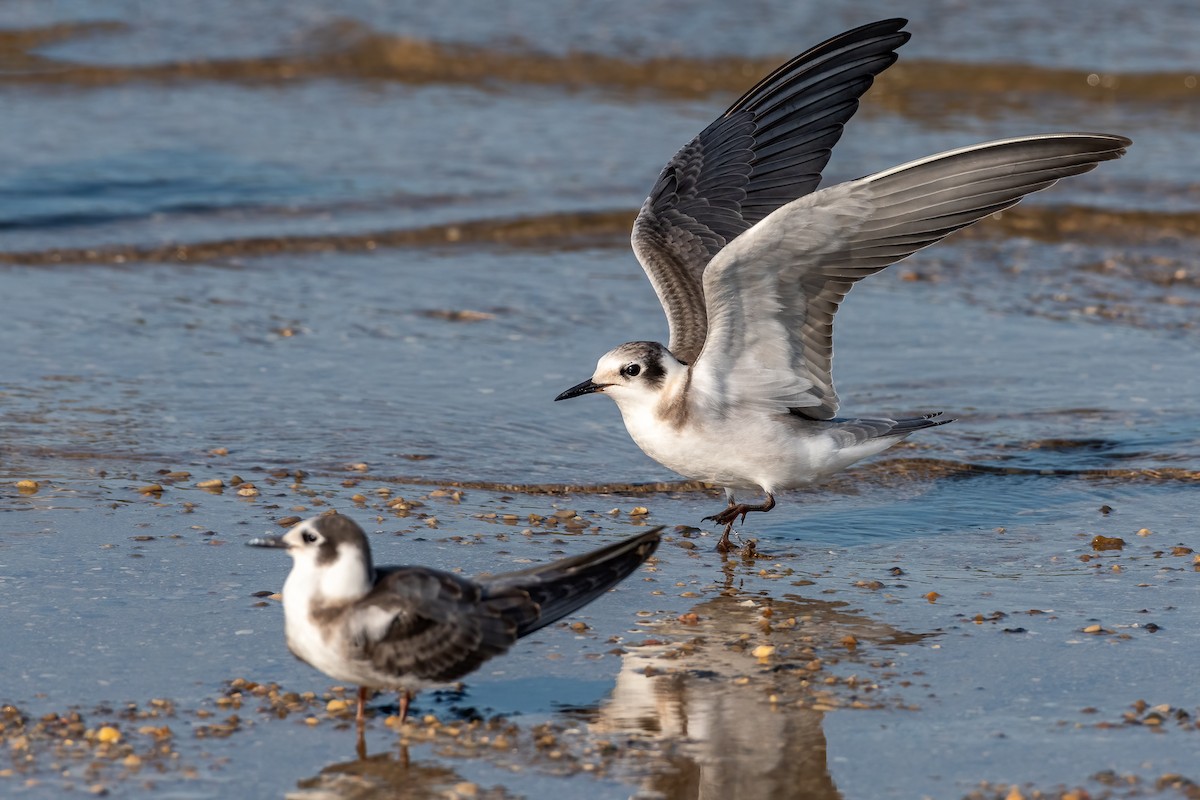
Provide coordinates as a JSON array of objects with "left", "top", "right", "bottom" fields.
[
  {"left": 249, "top": 514, "right": 376, "bottom": 604},
  {"left": 555, "top": 341, "right": 687, "bottom": 418}
]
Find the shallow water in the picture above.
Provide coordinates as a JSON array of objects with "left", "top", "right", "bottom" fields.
[{"left": 1, "top": 2, "right": 1198, "bottom": 798}]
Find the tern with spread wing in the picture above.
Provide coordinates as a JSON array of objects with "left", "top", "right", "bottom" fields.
[
  {"left": 554, "top": 18, "right": 1130, "bottom": 551},
  {"left": 249, "top": 514, "right": 660, "bottom": 737}
]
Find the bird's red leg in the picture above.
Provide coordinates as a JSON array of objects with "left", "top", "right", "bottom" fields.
[
  {"left": 704, "top": 494, "right": 776, "bottom": 552},
  {"left": 356, "top": 686, "right": 368, "bottom": 727},
  {"left": 715, "top": 520, "right": 736, "bottom": 553},
  {"left": 355, "top": 686, "right": 369, "bottom": 759},
  {"left": 398, "top": 690, "right": 413, "bottom": 724}
]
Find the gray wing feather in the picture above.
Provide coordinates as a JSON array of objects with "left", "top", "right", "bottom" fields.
[
  {"left": 354, "top": 528, "right": 661, "bottom": 683},
  {"left": 691, "top": 133, "right": 1131, "bottom": 419},
  {"left": 357, "top": 568, "right": 529, "bottom": 683},
  {"left": 632, "top": 19, "right": 910, "bottom": 364},
  {"left": 807, "top": 412, "right": 951, "bottom": 446}
]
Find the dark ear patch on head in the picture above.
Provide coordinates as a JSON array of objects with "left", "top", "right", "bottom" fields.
[
  {"left": 641, "top": 355, "right": 666, "bottom": 388},
  {"left": 313, "top": 513, "right": 373, "bottom": 572},
  {"left": 615, "top": 341, "right": 669, "bottom": 388},
  {"left": 315, "top": 538, "right": 340, "bottom": 566}
]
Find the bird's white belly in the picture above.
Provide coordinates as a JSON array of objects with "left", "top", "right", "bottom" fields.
[
  {"left": 622, "top": 408, "right": 880, "bottom": 493},
  {"left": 281, "top": 599, "right": 438, "bottom": 692}
]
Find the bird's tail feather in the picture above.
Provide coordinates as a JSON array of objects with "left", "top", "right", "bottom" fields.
[
  {"left": 884, "top": 411, "right": 953, "bottom": 437},
  {"left": 480, "top": 528, "right": 661, "bottom": 638},
  {"left": 825, "top": 411, "right": 951, "bottom": 445}
]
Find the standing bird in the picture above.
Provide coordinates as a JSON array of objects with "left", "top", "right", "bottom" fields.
[
  {"left": 554, "top": 19, "right": 1130, "bottom": 551},
  {"left": 248, "top": 514, "right": 660, "bottom": 734}
]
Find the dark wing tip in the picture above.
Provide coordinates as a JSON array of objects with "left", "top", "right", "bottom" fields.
[
  {"left": 622, "top": 525, "right": 664, "bottom": 563},
  {"left": 725, "top": 17, "right": 911, "bottom": 116}
]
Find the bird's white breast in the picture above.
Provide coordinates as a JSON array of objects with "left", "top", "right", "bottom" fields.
[{"left": 280, "top": 566, "right": 439, "bottom": 692}]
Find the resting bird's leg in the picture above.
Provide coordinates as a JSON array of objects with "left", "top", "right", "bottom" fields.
[
  {"left": 704, "top": 493, "right": 776, "bottom": 552},
  {"left": 398, "top": 690, "right": 414, "bottom": 724},
  {"left": 356, "top": 686, "right": 369, "bottom": 728},
  {"left": 352, "top": 687, "right": 370, "bottom": 758}
]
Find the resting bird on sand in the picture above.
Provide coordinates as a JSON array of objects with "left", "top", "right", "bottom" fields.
[
  {"left": 249, "top": 514, "right": 660, "bottom": 731},
  {"left": 554, "top": 18, "right": 1130, "bottom": 551}
]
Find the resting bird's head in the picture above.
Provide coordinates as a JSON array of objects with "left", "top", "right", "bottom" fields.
[{"left": 248, "top": 514, "right": 375, "bottom": 602}]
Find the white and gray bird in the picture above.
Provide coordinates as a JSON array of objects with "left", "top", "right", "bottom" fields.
[
  {"left": 248, "top": 514, "right": 660, "bottom": 731},
  {"left": 554, "top": 18, "right": 1130, "bottom": 551}
]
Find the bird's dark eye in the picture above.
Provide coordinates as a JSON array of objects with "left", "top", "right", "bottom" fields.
[
  {"left": 621, "top": 363, "right": 642, "bottom": 378},
  {"left": 301, "top": 531, "right": 318, "bottom": 544}
]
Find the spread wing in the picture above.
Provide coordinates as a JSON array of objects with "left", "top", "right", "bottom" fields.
[
  {"left": 689, "top": 133, "right": 1131, "bottom": 418},
  {"left": 352, "top": 567, "right": 536, "bottom": 684},
  {"left": 631, "top": 18, "right": 910, "bottom": 365}
]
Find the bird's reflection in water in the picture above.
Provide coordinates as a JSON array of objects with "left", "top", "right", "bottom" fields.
[
  {"left": 288, "top": 745, "right": 510, "bottom": 800},
  {"left": 589, "top": 591, "right": 928, "bottom": 800}
]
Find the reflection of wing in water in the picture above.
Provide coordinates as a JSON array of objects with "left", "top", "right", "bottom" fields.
[{"left": 593, "top": 593, "right": 927, "bottom": 800}]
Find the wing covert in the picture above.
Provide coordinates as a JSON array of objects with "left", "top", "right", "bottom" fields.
[
  {"left": 355, "top": 568, "right": 536, "bottom": 684},
  {"left": 690, "top": 133, "right": 1131, "bottom": 419}
]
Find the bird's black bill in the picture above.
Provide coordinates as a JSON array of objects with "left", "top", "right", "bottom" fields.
[
  {"left": 554, "top": 379, "right": 608, "bottom": 401},
  {"left": 246, "top": 535, "right": 288, "bottom": 549}
]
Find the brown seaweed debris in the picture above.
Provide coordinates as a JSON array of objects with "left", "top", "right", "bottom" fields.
[
  {"left": 1, "top": 205, "right": 1196, "bottom": 268},
  {"left": 2, "top": 19, "right": 1196, "bottom": 116}
]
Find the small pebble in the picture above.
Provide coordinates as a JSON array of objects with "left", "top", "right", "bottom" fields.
[{"left": 1091, "top": 535, "right": 1125, "bottom": 551}]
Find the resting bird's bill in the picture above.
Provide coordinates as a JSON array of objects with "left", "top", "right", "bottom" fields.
[
  {"left": 554, "top": 18, "right": 1131, "bottom": 552},
  {"left": 248, "top": 514, "right": 660, "bottom": 732}
]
